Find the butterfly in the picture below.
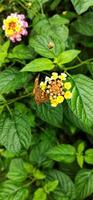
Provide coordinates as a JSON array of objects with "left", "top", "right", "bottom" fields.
[{"left": 33, "top": 75, "right": 49, "bottom": 104}]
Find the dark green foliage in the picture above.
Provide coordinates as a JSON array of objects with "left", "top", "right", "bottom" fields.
[{"left": 0, "top": 0, "right": 93, "bottom": 199}]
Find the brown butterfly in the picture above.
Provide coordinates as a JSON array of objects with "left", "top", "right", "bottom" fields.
[{"left": 33, "top": 75, "right": 49, "bottom": 104}]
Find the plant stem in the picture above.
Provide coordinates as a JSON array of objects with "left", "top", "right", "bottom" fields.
[
  {"left": 24, "top": 178, "right": 36, "bottom": 188},
  {"left": 64, "top": 58, "right": 93, "bottom": 71},
  {"left": 77, "top": 56, "right": 82, "bottom": 63},
  {"left": 7, "top": 92, "right": 32, "bottom": 105}
]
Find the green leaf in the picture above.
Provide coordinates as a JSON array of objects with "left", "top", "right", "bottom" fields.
[
  {"left": 88, "top": 62, "right": 93, "bottom": 77},
  {"left": 0, "top": 41, "right": 10, "bottom": 67},
  {"left": 30, "top": 16, "right": 69, "bottom": 57},
  {"left": 47, "top": 170, "right": 75, "bottom": 200},
  {"left": 34, "top": 102, "right": 63, "bottom": 128},
  {"left": 54, "top": 25, "right": 69, "bottom": 45},
  {"left": 1, "top": 150, "right": 15, "bottom": 158},
  {"left": 75, "top": 169, "right": 93, "bottom": 199},
  {"left": 29, "top": 140, "right": 52, "bottom": 167},
  {"left": 50, "top": 0, "right": 61, "bottom": 10},
  {"left": 8, "top": 44, "right": 33, "bottom": 60},
  {"left": 15, "top": 103, "right": 36, "bottom": 128},
  {"left": 55, "top": 50, "right": 80, "bottom": 66},
  {"left": 32, "top": 169, "right": 46, "bottom": 180},
  {"left": 67, "top": 74, "right": 93, "bottom": 135},
  {"left": 21, "top": 58, "right": 54, "bottom": 72},
  {"left": 33, "top": 188, "right": 47, "bottom": 200},
  {"left": 29, "top": 35, "right": 62, "bottom": 58},
  {"left": 76, "top": 142, "right": 85, "bottom": 168},
  {"left": 44, "top": 180, "right": 58, "bottom": 193},
  {"left": 0, "top": 69, "right": 28, "bottom": 94},
  {"left": 47, "top": 144, "right": 76, "bottom": 163},
  {"left": 77, "top": 142, "right": 85, "bottom": 153},
  {"left": 71, "top": 0, "right": 93, "bottom": 14},
  {"left": 73, "top": 12, "right": 93, "bottom": 36},
  {"left": 0, "top": 95, "right": 6, "bottom": 114},
  {"left": 77, "top": 154, "right": 84, "bottom": 168},
  {"left": 7, "top": 158, "right": 28, "bottom": 183},
  {"left": 85, "top": 149, "right": 93, "bottom": 164},
  {"left": 24, "top": 162, "right": 46, "bottom": 179},
  {"left": 49, "top": 14, "right": 69, "bottom": 26},
  {"left": 0, "top": 110, "right": 31, "bottom": 153},
  {"left": 0, "top": 180, "right": 28, "bottom": 200}
]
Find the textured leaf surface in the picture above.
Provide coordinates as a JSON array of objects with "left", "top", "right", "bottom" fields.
[
  {"left": 47, "top": 170, "right": 75, "bottom": 200},
  {"left": 44, "top": 180, "right": 58, "bottom": 193},
  {"left": 35, "top": 103, "right": 63, "bottom": 128},
  {"left": 29, "top": 34, "right": 63, "bottom": 58},
  {"left": 0, "top": 110, "right": 31, "bottom": 153},
  {"left": 75, "top": 169, "right": 93, "bottom": 199},
  {"left": 71, "top": 0, "right": 93, "bottom": 14},
  {"left": 0, "top": 69, "right": 28, "bottom": 94},
  {"left": 8, "top": 44, "right": 33, "bottom": 60},
  {"left": 49, "top": 14, "right": 69, "bottom": 26},
  {"left": 29, "top": 140, "right": 52, "bottom": 167},
  {"left": 85, "top": 149, "right": 93, "bottom": 164},
  {"left": 47, "top": 144, "right": 76, "bottom": 163},
  {"left": 7, "top": 158, "right": 28, "bottom": 183},
  {"left": 0, "top": 181, "right": 28, "bottom": 200},
  {"left": 73, "top": 12, "right": 93, "bottom": 36},
  {"left": 68, "top": 74, "right": 93, "bottom": 134},
  {"left": 31, "top": 16, "right": 68, "bottom": 50}
]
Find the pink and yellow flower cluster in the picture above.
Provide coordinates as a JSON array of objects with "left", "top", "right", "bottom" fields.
[
  {"left": 40, "top": 72, "right": 72, "bottom": 107},
  {"left": 2, "top": 13, "right": 28, "bottom": 42}
]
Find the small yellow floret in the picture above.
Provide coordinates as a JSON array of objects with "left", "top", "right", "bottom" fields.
[
  {"left": 5, "top": 29, "right": 14, "bottom": 36},
  {"left": 64, "top": 91, "right": 72, "bottom": 99},
  {"left": 51, "top": 72, "right": 58, "bottom": 80},
  {"left": 64, "top": 82, "right": 72, "bottom": 90},
  {"left": 59, "top": 73, "right": 67, "bottom": 81},
  {"left": 51, "top": 98, "right": 58, "bottom": 107},
  {"left": 57, "top": 95, "right": 64, "bottom": 103},
  {"left": 40, "top": 82, "right": 46, "bottom": 91}
]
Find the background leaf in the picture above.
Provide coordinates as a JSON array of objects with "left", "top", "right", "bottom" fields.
[
  {"left": 47, "top": 170, "right": 75, "bottom": 200},
  {"left": 0, "top": 181, "right": 29, "bottom": 200},
  {"left": 85, "top": 149, "right": 93, "bottom": 164},
  {"left": 7, "top": 158, "right": 28, "bottom": 183},
  {"left": 0, "top": 69, "right": 29, "bottom": 94},
  {"left": 75, "top": 169, "right": 93, "bottom": 199},
  {"left": 8, "top": 44, "right": 33, "bottom": 60},
  {"left": 0, "top": 109, "right": 32, "bottom": 153},
  {"left": 71, "top": 0, "right": 93, "bottom": 14},
  {"left": 29, "top": 140, "right": 52, "bottom": 167},
  {"left": 73, "top": 12, "right": 93, "bottom": 36}
]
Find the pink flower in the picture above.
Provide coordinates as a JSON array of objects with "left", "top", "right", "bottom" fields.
[{"left": 2, "top": 13, "right": 28, "bottom": 42}]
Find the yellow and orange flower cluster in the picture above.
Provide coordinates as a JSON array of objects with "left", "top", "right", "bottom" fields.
[{"left": 40, "top": 72, "right": 72, "bottom": 107}]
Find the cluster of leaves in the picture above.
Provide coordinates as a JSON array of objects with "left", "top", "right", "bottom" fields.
[{"left": 0, "top": 0, "right": 93, "bottom": 199}]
